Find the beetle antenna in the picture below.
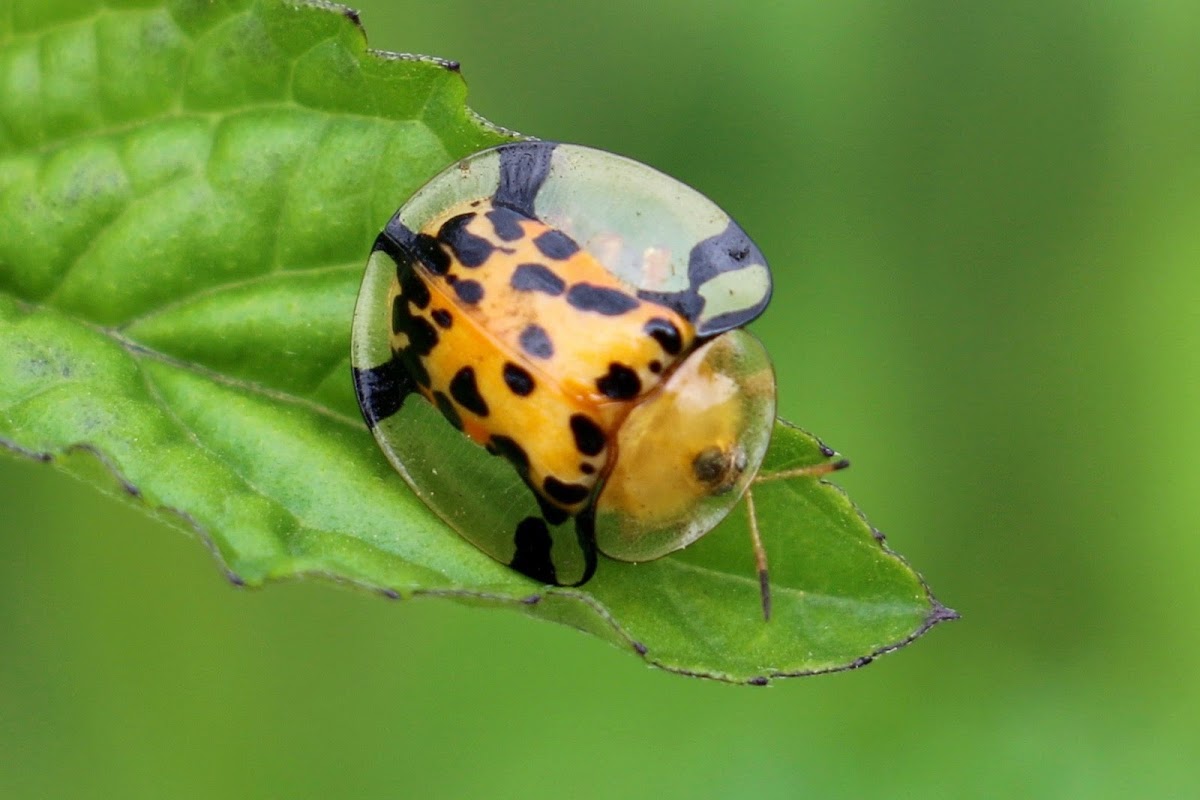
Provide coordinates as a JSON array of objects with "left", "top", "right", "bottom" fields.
[
  {"left": 744, "top": 487, "right": 771, "bottom": 622},
  {"left": 753, "top": 457, "right": 849, "bottom": 485}
]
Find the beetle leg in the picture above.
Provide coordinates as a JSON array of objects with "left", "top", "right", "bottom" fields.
[{"left": 743, "top": 487, "right": 771, "bottom": 622}]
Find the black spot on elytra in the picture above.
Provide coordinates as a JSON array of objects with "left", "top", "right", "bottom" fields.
[
  {"left": 453, "top": 279, "right": 485, "bottom": 304},
  {"left": 400, "top": 267, "right": 431, "bottom": 309},
  {"left": 596, "top": 363, "right": 641, "bottom": 400},
  {"left": 502, "top": 362, "right": 536, "bottom": 396},
  {"left": 645, "top": 317, "right": 682, "bottom": 355},
  {"left": 580, "top": 463, "right": 596, "bottom": 475},
  {"left": 649, "top": 360, "right": 662, "bottom": 374},
  {"left": 566, "top": 283, "right": 640, "bottom": 316},
  {"left": 405, "top": 315, "right": 439, "bottom": 356},
  {"left": 438, "top": 213, "right": 495, "bottom": 268},
  {"left": 352, "top": 355, "right": 415, "bottom": 427},
  {"left": 432, "top": 390, "right": 462, "bottom": 430},
  {"left": 533, "top": 229, "right": 580, "bottom": 260},
  {"left": 486, "top": 206, "right": 526, "bottom": 241},
  {"left": 509, "top": 517, "right": 557, "bottom": 584},
  {"left": 494, "top": 142, "right": 557, "bottom": 218},
  {"left": 511, "top": 263, "right": 565, "bottom": 296},
  {"left": 412, "top": 232, "right": 451, "bottom": 274},
  {"left": 519, "top": 324, "right": 554, "bottom": 359},
  {"left": 431, "top": 308, "right": 453, "bottom": 329},
  {"left": 449, "top": 366, "right": 489, "bottom": 416},
  {"left": 543, "top": 476, "right": 591, "bottom": 507},
  {"left": 488, "top": 435, "right": 530, "bottom": 476},
  {"left": 569, "top": 414, "right": 606, "bottom": 456},
  {"left": 389, "top": 268, "right": 440, "bottom": 358}
]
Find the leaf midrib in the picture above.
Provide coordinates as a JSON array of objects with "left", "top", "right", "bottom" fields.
[
  {"left": 659, "top": 554, "right": 926, "bottom": 609},
  {"left": 6, "top": 294, "right": 364, "bottom": 431},
  {"left": 116, "top": 261, "right": 361, "bottom": 330},
  {"left": 6, "top": 293, "right": 925, "bottom": 611}
]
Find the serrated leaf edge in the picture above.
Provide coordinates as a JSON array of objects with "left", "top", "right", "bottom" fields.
[{"left": 1, "top": 420, "right": 957, "bottom": 685}]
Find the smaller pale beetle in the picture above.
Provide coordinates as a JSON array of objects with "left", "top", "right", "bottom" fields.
[{"left": 351, "top": 142, "right": 841, "bottom": 618}]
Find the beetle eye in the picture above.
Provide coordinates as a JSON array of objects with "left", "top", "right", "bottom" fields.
[
  {"left": 691, "top": 445, "right": 747, "bottom": 493},
  {"left": 594, "top": 330, "right": 776, "bottom": 562}
]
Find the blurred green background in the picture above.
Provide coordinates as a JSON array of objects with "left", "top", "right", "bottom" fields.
[{"left": 3, "top": 1, "right": 1198, "bottom": 797}]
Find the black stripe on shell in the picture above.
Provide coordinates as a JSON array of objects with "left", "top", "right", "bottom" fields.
[
  {"left": 374, "top": 228, "right": 413, "bottom": 266},
  {"left": 638, "top": 219, "right": 772, "bottom": 335},
  {"left": 509, "top": 517, "right": 557, "bottom": 585},
  {"left": 494, "top": 142, "right": 557, "bottom": 218},
  {"left": 352, "top": 355, "right": 414, "bottom": 427}
]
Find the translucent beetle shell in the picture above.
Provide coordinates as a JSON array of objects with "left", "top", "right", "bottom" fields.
[{"left": 351, "top": 142, "right": 776, "bottom": 587}]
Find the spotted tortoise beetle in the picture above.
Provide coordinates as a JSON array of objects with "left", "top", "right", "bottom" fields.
[{"left": 351, "top": 142, "right": 844, "bottom": 619}]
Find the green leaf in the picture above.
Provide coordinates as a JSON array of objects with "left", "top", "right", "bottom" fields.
[{"left": 0, "top": 0, "right": 954, "bottom": 683}]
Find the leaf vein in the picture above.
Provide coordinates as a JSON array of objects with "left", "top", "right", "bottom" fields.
[
  {"left": 132, "top": 355, "right": 302, "bottom": 547},
  {"left": 117, "top": 261, "right": 360, "bottom": 330},
  {"left": 116, "top": 331, "right": 363, "bottom": 430}
]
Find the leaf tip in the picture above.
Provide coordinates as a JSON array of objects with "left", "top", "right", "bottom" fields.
[{"left": 927, "top": 600, "right": 961, "bottom": 625}]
